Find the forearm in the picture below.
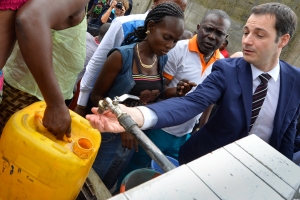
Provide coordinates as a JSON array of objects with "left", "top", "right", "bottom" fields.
[
  {"left": 90, "top": 92, "right": 106, "bottom": 107},
  {"left": 101, "top": 8, "right": 112, "bottom": 23},
  {"left": 15, "top": 16, "right": 65, "bottom": 106},
  {"left": 78, "top": 50, "right": 107, "bottom": 106},
  {"left": 163, "top": 87, "right": 177, "bottom": 99},
  {"left": 77, "top": 18, "right": 124, "bottom": 106},
  {"left": 147, "top": 83, "right": 219, "bottom": 129},
  {"left": 199, "top": 104, "right": 214, "bottom": 129},
  {"left": 15, "top": 0, "right": 88, "bottom": 106},
  {"left": 128, "top": 107, "right": 145, "bottom": 128}
]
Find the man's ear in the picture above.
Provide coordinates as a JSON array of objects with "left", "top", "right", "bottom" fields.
[
  {"left": 279, "top": 33, "right": 290, "bottom": 48},
  {"left": 196, "top": 24, "right": 200, "bottom": 30}
]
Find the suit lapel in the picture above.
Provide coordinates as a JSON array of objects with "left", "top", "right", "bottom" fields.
[
  {"left": 272, "top": 61, "right": 295, "bottom": 136},
  {"left": 237, "top": 59, "right": 253, "bottom": 131}
]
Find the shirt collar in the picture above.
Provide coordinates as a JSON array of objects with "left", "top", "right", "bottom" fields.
[
  {"left": 188, "top": 35, "right": 222, "bottom": 60},
  {"left": 251, "top": 60, "right": 280, "bottom": 82}
]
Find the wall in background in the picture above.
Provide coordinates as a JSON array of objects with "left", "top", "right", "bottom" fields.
[{"left": 131, "top": 0, "right": 300, "bottom": 67}]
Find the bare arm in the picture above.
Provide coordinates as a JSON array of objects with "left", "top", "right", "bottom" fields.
[
  {"left": 75, "top": 50, "right": 123, "bottom": 116},
  {"left": 90, "top": 51, "right": 123, "bottom": 106},
  {"left": 0, "top": 10, "right": 17, "bottom": 69},
  {"left": 101, "top": 1, "right": 116, "bottom": 24},
  {"left": 77, "top": 15, "right": 126, "bottom": 107},
  {"left": 164, "top": 78, "right": 197, "bottom": 99},
  {"left": 15, "top": 0, "right": 89, "bottom": 139},
  {"left": 87, "top": 52, "right": 139, "bottom": 151},
  {"left": 163, "top": 77, "right": 176, "bottom": 98}
]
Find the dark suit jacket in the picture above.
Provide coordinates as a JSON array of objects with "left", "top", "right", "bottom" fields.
[{"left": 147, "top": 58, "right": 300, "bottom": 164}]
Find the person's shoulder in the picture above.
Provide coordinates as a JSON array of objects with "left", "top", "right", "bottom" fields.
[
  {"left": 216, "top": 57, "right": 245, "bottom": 66},
  {"left": 177, "top": 39, "right": 189, "bottom": 48},
  {"left": 159, "top": 54, "right": 168, "bottom": 66},
  {"left": 280, "top": 60, "right": 299, "bottom": 70},
  {"left": 211, "top": 57, "right": 249, "bottom": 75},
  {"left": 169, "top": 39, "right": 189, "bottom": 54},
  {"left": 114, "top": 13, "right": 147, "bottom": 24},
  {"left": 117, "top": 42, "right": 136, "bottom": 50},
  {"left": 86, "top": 32, "right": 97, "bottom": 46},
  {"left": 86, "top": 32, "right": 94, "bottom": 40},
  {"left": 109, "top": 43, "right": 136, "bottom": 56},
  {"left": 218, "top": 51, "right": 225, "bottom": 59},
  {"left": 280, "top": 60, "right": 300, "bottom": 76}
]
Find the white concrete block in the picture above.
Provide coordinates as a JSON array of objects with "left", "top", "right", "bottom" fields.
[
  {"left": 235, "top": 135, "right": 300, "bottom": 192},
  {"left": 119, "top": 165, "right": 219, "bottom": 200},
  {"left": 109, "top": 135, "right": 300, "bottom": 200},
  {"left": 109, "top": 193, "right": 128, "bottom": 200},
  {"left": 187, "top": 147, "right": 284, "bottom": 200},
  {"left": 224, "top": 141, "right": 295, "bottom": 199}
]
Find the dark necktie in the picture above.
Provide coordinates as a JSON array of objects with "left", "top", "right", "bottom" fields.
[{"left": 249, "top": 73, "right": 271, "bottom": 131}]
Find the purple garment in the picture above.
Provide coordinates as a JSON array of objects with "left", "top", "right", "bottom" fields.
[{"left": 0, "top": 0, "right": 27, "bottom": 10}]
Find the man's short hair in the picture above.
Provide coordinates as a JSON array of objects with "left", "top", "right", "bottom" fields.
[
  {"left": 250, "top": 3, "right": 297, "bottom": 42},
  {"left": 202, "top": 9, "right": 231, "bottom": 25}
]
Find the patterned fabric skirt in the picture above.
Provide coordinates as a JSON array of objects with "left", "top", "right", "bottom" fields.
[
  {"left": 0, "top": 0, "right": 27, "bottom": 10},
  {"left": 0, "top": 81, "right": 39, "bottom": 134}
]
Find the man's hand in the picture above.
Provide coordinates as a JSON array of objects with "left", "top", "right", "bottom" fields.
[
  {"left": 121, "top": 6, "right": 125, "bottom": 16},
  {"left": 177, "top": 79, "right": 197, "bottom": 96},
  {"left": 86, "top": 107, "right": 125, "bottom": 133},
  {"left": 120, "top": 131, "right": 139, "bottom": 152},
  {"left": 43, "top": 104, "right": 71, "bottom": 140},
  {"left": 110, "top": 0, "right": 117, "bottom": 8},
  {"left": 86, "top": 104, "right": 144, "bottom": 133}
]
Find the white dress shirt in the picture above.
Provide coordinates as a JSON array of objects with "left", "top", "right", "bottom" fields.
[
  {"left": 249, "top": 62, "right": 280, "bottom": 142},
  {"left": 138, "top": 61, "right": 281, "bottom": 144}
]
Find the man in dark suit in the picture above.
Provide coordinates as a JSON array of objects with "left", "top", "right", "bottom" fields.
[{"left": 86, "top": 2, "right": 300, "bottom": 165}]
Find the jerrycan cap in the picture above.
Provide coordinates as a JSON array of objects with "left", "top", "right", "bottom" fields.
[{"left": 73, "top": 137, "right": 94, "bottom": 159}]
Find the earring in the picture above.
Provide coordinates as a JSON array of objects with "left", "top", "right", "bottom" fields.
[{"left": 145, "top": 30, "right": 150, "bottom": 34}]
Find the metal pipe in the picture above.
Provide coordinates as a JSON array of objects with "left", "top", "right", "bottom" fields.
[
  {"left": 98, "top": 97, "right": 176, "bottom": 173},
  {"left": 118, "top": 113, "right": 176, "bottom": 172}
]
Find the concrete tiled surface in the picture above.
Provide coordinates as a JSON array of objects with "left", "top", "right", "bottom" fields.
[
  {"left": 187, "top": 147, "right": 283, "bottom": 200},
  {"left": 235, "top": 135, "right": 300, "bottom": 191},
  {"left": 224, "top": 143, "right": 295, "bottom": 199},
  {"left": 118, "top": 165, "right": 219, "bottom": 200},
  {"left": 110, "top": 135, "right": 300, "bottom": 200}
]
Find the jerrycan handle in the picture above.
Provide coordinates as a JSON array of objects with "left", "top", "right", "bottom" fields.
[{"left": 34, "top": 111, "right": 72, "bottom": 143}]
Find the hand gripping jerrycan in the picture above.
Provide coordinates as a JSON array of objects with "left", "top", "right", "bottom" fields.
[{"left": 0, "top": 101, "right": 101, "bottom": 200}]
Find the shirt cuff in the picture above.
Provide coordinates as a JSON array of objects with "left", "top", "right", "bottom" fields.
[
  {"left": 77, "top": 91, "right": 90, "bottom": 106},
  {"left": 137, "top": 106, "right": 158, "bottom": 130}
]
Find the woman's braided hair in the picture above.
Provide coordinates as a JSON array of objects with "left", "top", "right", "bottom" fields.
[{"left": 123, "top": 2, "right": 184, "bottom": 45}]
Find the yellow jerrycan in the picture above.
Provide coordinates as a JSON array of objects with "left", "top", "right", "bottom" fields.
[{"left": 0, "top": 101, "right": 101, "bottom": 200}]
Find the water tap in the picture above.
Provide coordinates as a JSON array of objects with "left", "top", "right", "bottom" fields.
[{"left": 97, "top": 94, "right": 140, "bottom": 117}]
